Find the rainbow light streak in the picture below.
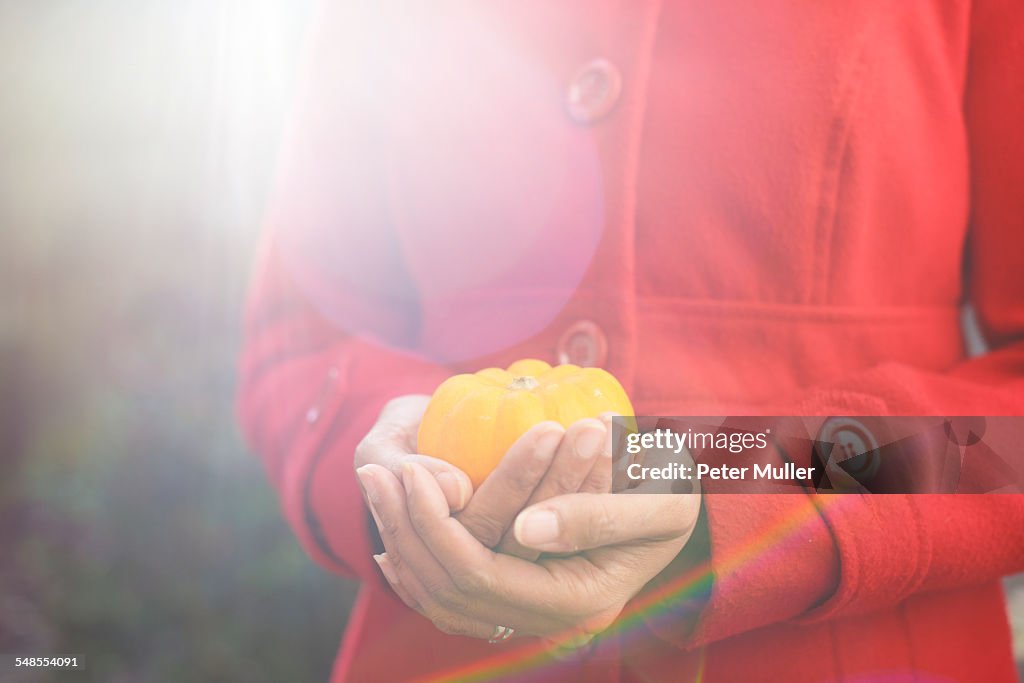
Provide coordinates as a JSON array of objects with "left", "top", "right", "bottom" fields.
[{"left": 418, "top": 494, "right": 850, "bottom": 683}]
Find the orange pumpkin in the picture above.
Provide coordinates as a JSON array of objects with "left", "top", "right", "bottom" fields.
[{"left": 417, "top": 359, "right": 634, "bottom": 487}]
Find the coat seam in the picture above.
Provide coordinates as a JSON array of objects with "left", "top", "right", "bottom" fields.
[{"left": 812, "top": 18, "right": 878, "bottom": 307}]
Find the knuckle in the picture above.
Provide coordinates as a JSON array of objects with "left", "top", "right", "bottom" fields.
[
  {"left": 433, "top": 616, "right": 472, "bottom": 637},
  {"left": 507, "top": 459, "right": 546, "bottom": 491},
  {"left": 434, "top": 585, "right": 471, "bottom": 612},
  {"left": 419, "top": 572, "right": 446, "bottom": 595},
  {"left": 584, "top": 476, "right": 611, "bottom": 495},
  {"left": 552, "top": 468, "right": 582, "bottom": 494},
  {"left": 505, "top": 471, "right": 535, "bottom": 493},
  {"left": 353, "top": 438, "right": 373, "bottom": 468},
  {"left": 407, "top": 506, "right": 432, "bottom": 533},
  {"left": 452, "top": 564, "right": 492, "bottom": 594},
  {"left": 584, "top": 466, "right": 612, "bottom": 492},
  {"left": 459, "top": 513, "right": 506, "bottom": 548},
  {"left": 377, "top": 510, "right": 401, "bottom": 537},
  {"left": 444, "top": 592, "right": 473, "bottom": 614},
  {"left": 386, "top": 552, "right": 405, "bottom": 574},
  {"left": 583, "top": 503, "right": 616, "bottom": 548},
  {"left": 419, "top": 575, "right": 464, "bottom": 609}
]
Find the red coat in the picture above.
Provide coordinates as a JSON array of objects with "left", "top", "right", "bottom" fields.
[{"left": 238, "top": 2, "right": 1024, "bottom": 681}]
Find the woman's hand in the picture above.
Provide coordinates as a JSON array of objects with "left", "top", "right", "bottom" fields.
[
  {"left": 354, "top": 396, "right": 613, "bottom": 556},
  {"left": 467, "top": 414, "right": 614, "bottom": 559},
  {"left": 357, "top": 462, "right": 701, "bottom": 645},
  {"left": 354, "top": 395, "right": 475, "bottom": 510}
]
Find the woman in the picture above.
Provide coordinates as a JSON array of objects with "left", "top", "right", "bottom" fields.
[{"left": 238, "top": 2, "right": 1024, "bottom": 680}]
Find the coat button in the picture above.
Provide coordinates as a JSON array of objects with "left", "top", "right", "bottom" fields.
[
  {"left": 816, "top": 417, "right": 881, "bottom": 489},
  {"left": 565, "top": 59, "right": 622, "bottom": 124},
  {"left": 557, "top": 320, "right": 608, "bottom": 367}
]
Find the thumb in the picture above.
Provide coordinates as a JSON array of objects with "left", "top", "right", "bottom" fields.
[{"left": 513, "top": 492, "right": 700, "bottom": 553}]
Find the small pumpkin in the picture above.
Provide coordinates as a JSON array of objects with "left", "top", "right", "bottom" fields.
[{"left": 417, "top": 359, "right": 634, "bottom": 487}]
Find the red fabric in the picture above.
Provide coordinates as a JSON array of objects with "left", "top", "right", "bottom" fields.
[{"left": 237, "top": 1, "right": 1024, "bottom": 681}]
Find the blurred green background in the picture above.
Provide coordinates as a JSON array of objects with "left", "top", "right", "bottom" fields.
[
  {"left": 0, "top": 2, "right": 356, "bottom": 681},
  {"left": 0, "top": 2, "right": 1021, "bottom": 682}
]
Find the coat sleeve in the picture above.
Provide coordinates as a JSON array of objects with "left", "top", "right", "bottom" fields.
[
  {"left": 236, "top": 230, "right": 450, "bottom": 582},
  {"left": 643, "top": 0, "right": 1024, "bottom": 649},
  {"left": 235, "top": 0, "right": 454, "bottom": 582}
]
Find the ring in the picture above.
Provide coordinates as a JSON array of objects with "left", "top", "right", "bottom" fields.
[{"left": 488, "top": 625, "right": 515, "bottom": 644}]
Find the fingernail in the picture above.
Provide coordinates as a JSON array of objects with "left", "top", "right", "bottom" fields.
[
  {"left": 600, "top": 415, "right": 615, "bottom": 458},
  {"left": 535, "top": 427, "right": 563, "bottom": 461},
  {"left": 356, "top": 465, "right": 379, "bottom": 504},
  {"left": 373, "top": 554, "right": 400, "bottom": 585},
  {"left": 574, "top": 426, "right": 605, "bottom": 460},
  {"left": 435, "top": 471, "right": 470, "bottom": 510},
  {"left": 358, "top": 470, "right": 383, "bottom": 527},
  {"left": 515, "top": 509, "right": 561, "bottom": 547}
]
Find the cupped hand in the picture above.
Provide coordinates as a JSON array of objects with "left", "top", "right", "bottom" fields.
[
  {"left": 355, "top": 395, "right": 614, "bottom": 557},
  {"left": 458, "top": 414, "right": 615, "bottom": 559},
  {"left": 357, "top": 462, "right": 701, "bottom": 645},
  {"left": 354, "top": 395, "right": 475, "bottom": 510}
]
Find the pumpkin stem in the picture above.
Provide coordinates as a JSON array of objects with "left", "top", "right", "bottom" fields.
[{"left": 509, "top": 376, "right": 539, "bottom": 390}]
